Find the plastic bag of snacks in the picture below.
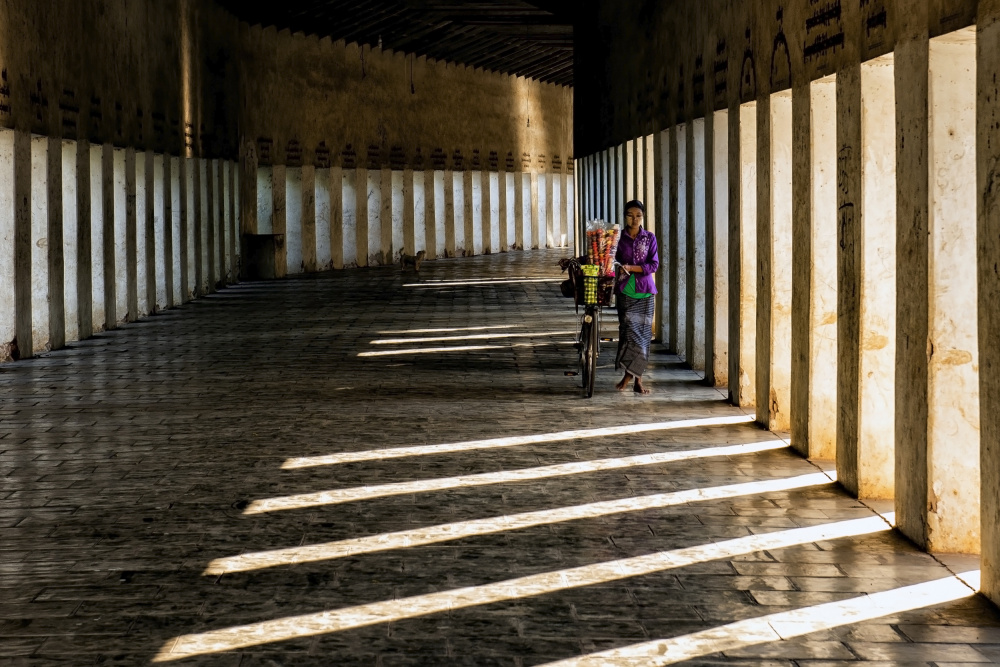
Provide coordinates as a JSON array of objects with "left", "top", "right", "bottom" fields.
[{"left": 585, "top": 221, "right": 622, "bottom": 278}]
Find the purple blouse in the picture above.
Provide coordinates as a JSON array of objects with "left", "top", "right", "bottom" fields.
[{"left": 615, "top": 228, "right": 659, "bottom": 295}]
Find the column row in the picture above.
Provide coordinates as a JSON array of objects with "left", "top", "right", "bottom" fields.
[
  {"left": 577, "top": 23, "right": 992, "bottom": 589},
  {"left": 252, "top": 166, "right": 576, "bottom": 275},
  {"left": 0, "top": 130, "right": 240, "bottom": 361}
]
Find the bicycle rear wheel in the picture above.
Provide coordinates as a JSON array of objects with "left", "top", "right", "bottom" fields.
[{"left": 579, "top": 321, "right": 590, "bottom": 389}]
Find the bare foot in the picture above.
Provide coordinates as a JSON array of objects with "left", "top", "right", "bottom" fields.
[
  {"left": 616, "top": 374, "right": 630, "bottom": 391},
  {"left": 633, "top": 378, "right": 651, "bottom": 395}
]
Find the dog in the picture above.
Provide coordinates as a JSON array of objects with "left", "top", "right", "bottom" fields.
[{"left": 400, "top": 250, "right": 426, "bottom": 272}]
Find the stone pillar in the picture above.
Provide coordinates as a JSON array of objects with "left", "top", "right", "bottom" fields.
[
  {"left": 301, "top": 165, "right": 317, "bottom": 272},
  {"left": 729, "top": 103, "right": 757, "bottom": 407},
  {"left": 756, "top": 91, "right": 793, "bottom": 432},
  {"left": 206, "top": 159, "right": 218, "bottom": 287},
  {"left": 423, "top": 169, "right": 437, "bottom": 259},
  {"left": 230, "top": 161, "right": 239, "bottom": 281},
  {"left": 366, "top": 168, "right": 381, "bottom": 266},
  {"left": 329, "top": 166, "right": 343, "bottom": 269},
  {"left": 214, "top": 160, "right": 224, "bottom": 285},
  {"left": 341, "top": 168, "right": 357, "bottom": 267},
  {"left": 101, "top": 144, "right": 117, "bottom": 326},
  {"left": 837, "top": 58, "right": 897, "bottom": 494},
  {"left": 29, "top": 136, "right": 50, "bottom": 353},
  {"left": 179, "top": 157, "right": 190, "bottom": 299},
  {"left": 670, "top": 124, "right": 687, "bottom": 359},
  {"left": 687, "top": 119, "right": 707, "bottom": 372},
  {"left": 549, "top": 170, "right": 560, "bottom": 248},
  {"left": 0, "top": 133, "right": 14, "bottom": 359},
  {"left": 143, "top": 150, "right": 155, "bottom": 311},
  {"left": 530, "top": 171, "right": 540, "bottom": 250},
  {"left": 625, "top": 139, "right": 636, "bottom": 202},
  {"left": 653, "top": 129, "right": 668, "bottom": 344},
  {"left": 353, "top": 167, "right": 367, "bottom": 267},
  {"left": 124, "top": 148, "right": 137, "bottom": 322},
  {"left": 271, "top": 164, "right": 287, "bottom": 277},
  {"left": 412, "top": 170, "right": 426, "bottom": 255},
  {"left": 89, "top": 145, "right": 106, "bottom": 326},
  {"left": 465, "top": 169, "right": 478, "bottom": 256},
  {"left": 896, "top": 25, "right": 980, "bottom": 552},
  {"left": 635, "top": 137, "right": 645, "bottom": 203},
  {"left": 708, "top": 111, "right": 729, "bottom": 388},
  {"left": 132, "top": 151, "right": 146, "bottom": 317},
  {"left": 608, "top": 144, "right": 627, "bottom": 218},
  {"left": 111, "top": 149, "right": 127, "bottom": 321},
  {"left": 169, "top": 156, "right": 182, "bottom": 305},
  {"left": 285, "top": 166, "right": 303, "bottom": 274},
  {"left": 61, "top": 141, "right": 79, "bottom": 341},
  {"left": 790, "top": 75, "right": 837, "bottom": 460},
  {"left": 391, "top": 170, "right": 404, "bottom": 262},
  {"left": 194, "top": 158, "right": 206, "bottom": 293},
  {"left": 563, "top": 171, "right": 573, "bottom": 249},
  {"left": 480, "top": 170, "right": 491, "bottom": 254},
  {"left": 76, "top": 139, "right": 93, "bottom": 336},
  {"left": 498, "top": 168, "right": 509, "bottom": 252},
  {"left": 44, "top": 138, "right": 65, "bottom": 347},
  {"left": 978, "top": 0, "right": 1000, "bottom": 605},
  {"left": 12, "top": 131, "right": 31, "bottom": 357},
  {"left": 314, "top": 166, "right": 331, "bottom": 269},
  {"left": 443, "top": 168, "right": 456, "bottom": 257},
  {"left": 403, "top": 168, "right": 415, "bottom": 257},
  {"left": 154, "top": 155, "right": 167, "bottom": 309},
  {"left": 644, "top": 135, "right": 656, "bottom": 233},
  {"left": 381, "top": 166, "right": 393, "bottom": 264}
]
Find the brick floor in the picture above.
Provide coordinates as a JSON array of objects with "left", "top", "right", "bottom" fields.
[{"left": 1, "top": 249, "right": 998, "bottom": 666}]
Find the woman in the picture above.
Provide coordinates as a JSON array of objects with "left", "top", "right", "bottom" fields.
[{"left": 615, "top": 200, "right": 659, "bottom": 394}]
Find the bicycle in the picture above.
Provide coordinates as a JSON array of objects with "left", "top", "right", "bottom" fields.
[{"left": 560, "top": 258, "right": 619, "bottom": 398}]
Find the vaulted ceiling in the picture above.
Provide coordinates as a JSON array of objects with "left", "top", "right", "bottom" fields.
[{"left": 215, "top": 0, "right": 575, "bottom": 87}]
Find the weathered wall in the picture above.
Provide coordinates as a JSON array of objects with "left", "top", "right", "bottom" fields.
[
  {"left": 238, "top": 25, "right": 573, "bottom": 172},
  {"left": 0, "top": 0, "right": 240, "bottom": 157},
  {"left": 575, "top": 0, "right": 977, "bottom": 154}
]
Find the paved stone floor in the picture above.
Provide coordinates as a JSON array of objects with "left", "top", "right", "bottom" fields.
[{"left": 1, "top": 249, "right": 999, "bottom": 666}]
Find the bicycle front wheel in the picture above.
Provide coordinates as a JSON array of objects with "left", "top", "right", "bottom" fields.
[{"left": 585, "top": 315, "right": 598, "bottom": 398}]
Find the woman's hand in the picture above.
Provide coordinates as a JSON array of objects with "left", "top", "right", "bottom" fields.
[{"left": 626, "top": 264, "right": 643, "bottom": 274}]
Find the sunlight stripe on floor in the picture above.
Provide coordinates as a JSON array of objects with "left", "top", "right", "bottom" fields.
[
  {"left": 154, "top": 514, "right": 893, "bottom": 662},
  {"left": 208, "top": 472, "right": 834, "bottom": 573},
  {"left": 539, "top": 570, "right": 980, "bottom": 666},
  {"left": 283, "top": 415, "right": 757, "bottom": 469},
  {"left": 249, "top": 440, "right": 788, "bottom": 514}
]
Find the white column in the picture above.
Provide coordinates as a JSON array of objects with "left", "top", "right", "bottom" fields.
[
  {"left": 444, "top": 169, "right": 456, "bottom": 257},
  {"left": 412, "top": 169, "right": 426, "bottom": 255},
  {"left": 301, "top": 165, "right": 317, "bottom": 273},
  {"left": 112, "top": 148, "right": 126, "bottom": 318},
  {"left": 90, "top": 144, "right": 106, "bottom": 327},
  {"left": 468, "top": 170, "right": 482, "bottom": 255},
  {"left": 343, "top": 168, "right": 359, "bottom": 267},
  {"left": 153, "top": 155, "right": 167, "bottom": 309},
  {"left": 286, "top": 166, "right": 303, "bottom": 273},
  {"left": 758, "top": 91, "right": 793, "bottom": 431},
  {"left": 403, "top": 168, "right": 415, "bottom": 257},
  {"left": 392, "top": 169, "right": 404, "bottom": 262},
  {"left": 315, "top": 167, "right": 331, "bottom": 269},
  {"left": 672, "top": 124, "right": 687, "bottom": 359},
  {"left": 710, "top": 111, "right": 729, "bottom": 388},
  {"left": 732, "top": 103, "right": 757, "bottom": 407},
  {"left": 62, "top": 141, "right": 79, "bottom": 341},
  {"left": 688, "top": 119, "right": 707, "bottom": 372},
  {"left": 30, "top": 136, "right": 50, "bottom": 353},
  {"left": 804, "top": 75, "right": 838, "bottom": 461},
  {"left": 422, "top": 169, "right": 436, "bottom": 259}
]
